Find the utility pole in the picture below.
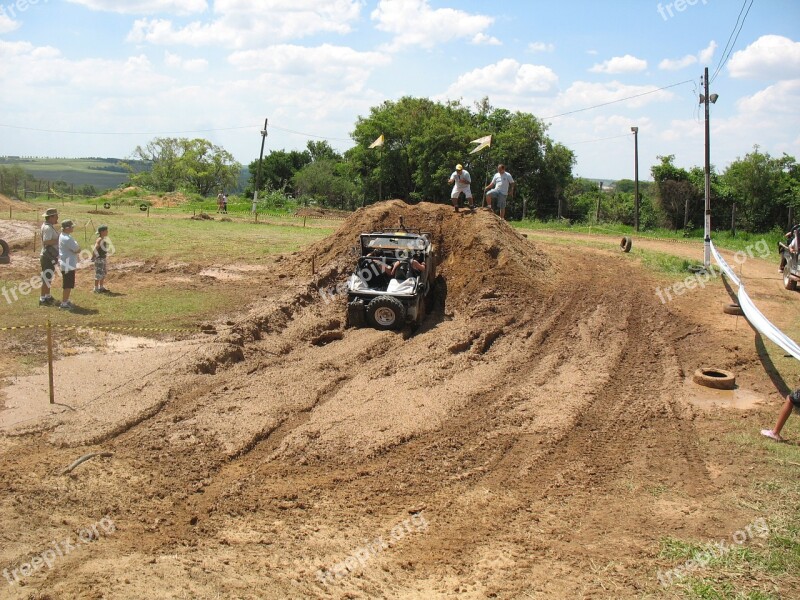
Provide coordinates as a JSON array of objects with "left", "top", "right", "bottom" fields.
[
  {"left": 252, "top": 118, "right": 268, "bottom": 213},
  {"left": 700, "top": 68, "right": 718, "bottom": 269},
  {"left": 631, "top": 126, "right": 639, "bottom": 232}
]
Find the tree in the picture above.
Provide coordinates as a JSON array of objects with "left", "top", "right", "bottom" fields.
[
  {"left": 243, "top": 149, "right": 311, "bottom": 197},
  {"left": 292, "top": 159, "right": 359, "bottom": 209},
  {"left": 651, "top": 155, "right": 701, "bottom": 230},
  {"left": 722, "top": 147, "right": 797, "bottom": 231},
  {"left": 129, "top": 137, "right": 241, "bottom": 195},
  {"left": 347, "top": 96, "right": 575, "bottom": 216}
]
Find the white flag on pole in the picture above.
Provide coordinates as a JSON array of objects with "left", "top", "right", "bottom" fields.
[
  {"left": 469, "top": 134, "right": 492, "bottom": 154},
  {"left": 369, "top": 134, "right": 385, "bottom": 148}
]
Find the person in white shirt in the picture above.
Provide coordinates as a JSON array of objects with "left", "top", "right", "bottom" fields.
[
  {"left": 448, "top": 164, "right": 472, "bottom": 212},
  {"left": 58, "top": 220, "right": 81, "bottom": 310},
  {"left": 484, "top": 164, "right": 515, "bottom": 220}
]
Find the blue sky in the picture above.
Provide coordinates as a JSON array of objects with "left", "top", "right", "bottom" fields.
[{"left": 1, "top": 0, "right": 798, "bottom": 181}]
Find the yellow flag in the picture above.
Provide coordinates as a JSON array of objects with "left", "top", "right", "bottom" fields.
[
  {"left": 469, "top": 134, "right": 492, "bottom": 154},
  {"left": 369, "top": 134, "right": 384, "bottom": 148}
]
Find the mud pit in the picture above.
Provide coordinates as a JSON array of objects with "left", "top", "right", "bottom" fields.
[{"left": 0, "top": 200, "right": 793, "bottom": 598}]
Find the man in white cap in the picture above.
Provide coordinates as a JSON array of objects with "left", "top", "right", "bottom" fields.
[
  {"left": 448, "top": 163, "right": 473, "bottom": 212},
  {"left": 38, "top": 208, "right": 59, "bottom": 306}
]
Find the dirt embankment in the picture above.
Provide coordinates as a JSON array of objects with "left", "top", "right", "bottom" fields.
[{"left": 0, "top": 200, "right": 792, "bottom": 598}]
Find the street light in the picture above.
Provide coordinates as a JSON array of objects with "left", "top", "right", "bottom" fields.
[
  {"left": 252, "top": 118, "right": 268, "bottom": 213},
  {"left": 631, "top": 126, "right": 639, "bottom": 232},
  {"left": 699, "top": 68, "right": 718, "bottom": 268}
]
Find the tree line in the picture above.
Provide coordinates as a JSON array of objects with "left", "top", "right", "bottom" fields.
[{"left": 4, "top": 95, "right": 797, "bottom": 234}]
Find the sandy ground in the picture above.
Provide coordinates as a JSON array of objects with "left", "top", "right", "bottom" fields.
[{"left": 0, "top": 201, "right": 798, "bottom": 599}]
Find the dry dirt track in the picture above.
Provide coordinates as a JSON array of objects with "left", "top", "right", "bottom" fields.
[{"left": 0, "top": 200, "right": 795, "bottom": 599}]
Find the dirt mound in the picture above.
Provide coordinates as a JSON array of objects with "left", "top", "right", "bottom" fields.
[
  {"left": 0, "top": 199, "right": 786, "bottom": 598},
  {"left": 100, "top": 187, "right": 191, "bottom": 208},
  {"left": 294, "top": 199, "right": 552, "bottom": 312},
  {"left": 0, "top": 193, "right": 35, "bottom": 211}
]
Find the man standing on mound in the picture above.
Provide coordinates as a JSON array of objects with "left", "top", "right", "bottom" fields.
[
  {"left": 484, "top": 163, "right": 515, "bottom": 220},
  {"left": 448, "top": 164, "right": 472, "bottom": 212}
]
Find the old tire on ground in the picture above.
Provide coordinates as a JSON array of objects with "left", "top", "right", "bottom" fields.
[
  {"left": 783, "top": 264, "right": 797, "bottom": 291},
  {"left": 366, "top": 296, "right": 406, "bottom": 330},
  {"left": 723, "top": 303, "right": 744, "bottom": 316},
  {"left": 692, "top": 368, "right": 736, "bottom": 390},
  {"left": 0, "top": 238, "right": 9, "bottom": 265},
  {"left": 620, "top": 236, "right": 632, "bottom": 253}
]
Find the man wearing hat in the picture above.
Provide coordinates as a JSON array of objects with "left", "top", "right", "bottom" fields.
[
  {"left": 448, "top": 164, "right": 473, "bottom": 212},
  {"left": 38, "top": 208, "right": 60, "bottom": 306},
  {"left": 58, "top": 220, "right": 81, "bottom": 310}
]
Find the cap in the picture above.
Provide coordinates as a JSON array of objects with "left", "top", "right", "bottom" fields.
[
  {"left": 96, "top": 224, "right": 108, "bottom": 234},
  {"left": 42, "top": 208, "right": 58, "bottom": 218},
  {"left": 61, "top": 219, "right": 74, "bottom": 229},
  {"left": 456, "top": 164, "right": 463, "bottom": 170}
]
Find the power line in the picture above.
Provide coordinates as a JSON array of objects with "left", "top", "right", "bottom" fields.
[
  {"left": 540, "top": 79, "right": 693, "bottom": 120},
  {"left": 710, "top": 0, "right": 755, "bottom": 83}
]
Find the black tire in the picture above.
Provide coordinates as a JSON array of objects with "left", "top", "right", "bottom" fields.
[
  {"left": 366, "top": 296, "right": 406, "bottom": 330},
  {"left": 620, "top": 236, "right": 632, "bottom": 253},
  {"left": 692, "top": 368, "right": 736, "bottom": 390},
  {"left": 723, "top": 303, "right": 744, "bottom": 316},
  {"left": 0, "top": 238, "right": 8, "bottom": 264},
  {"left": 784, "top": 264, "right": 797, "bottom": 291}
]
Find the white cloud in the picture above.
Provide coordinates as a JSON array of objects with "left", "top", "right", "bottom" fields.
[
  {"left": 472, "top": 33, "right": 501, "bottom": 46},
  {"left": 698, "top": 40, "right": 717, "bottom": 64},
  {"left": 728, "top": 35, "right": 800, "bottom": 80},
  {"left": 127, "top": 1, "right": 363, "bottom": 48},
  {"left": 586, "top": 49, "right": 598, "bottom": 55},
  {"left": 659, "top": 41, "right": 717, "bottom": 72},
  {"left": 0, "top": 11, "right": 19, "bottom": 33},
  {"left": 371, "top": 0, "right": 493, "bottom": 51},
  {"left": 164, "top": 50, "right": 208, "bottom": 72},
  {"left": 529, "top": 42, "right": 555, "bottom": 53},
  {"left": 442, "top": 59, "right": 558, "bottom": 101},
  {"left": 659, "top": 54, "right": 697, "bottom": 71},
  {"left": 66, "top": 0, "right": 208, "bottom": 15},
  {"left": 589, "top": 54, "right": 647, "bottom": 74},
  {"left": 229, "top": 44, "right": 390, "bottom": 91},
  {"left": 736, "top": 79, "right": 800, "bottom": 115}
]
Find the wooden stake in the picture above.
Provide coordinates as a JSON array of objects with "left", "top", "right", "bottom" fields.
[{"left": 47, "top": 319, "right": 54, "bottom": 404}]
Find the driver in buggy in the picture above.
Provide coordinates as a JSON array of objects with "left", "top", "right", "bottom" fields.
[{"left": 779, "top": 224, "right": 800, "bottom": 272}]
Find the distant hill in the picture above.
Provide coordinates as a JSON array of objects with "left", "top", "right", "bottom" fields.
[
  {"left": 0, "top": 156, "right": 149, "bottom": 191},
  {"left": 0, "top": 156, "right": 248, "bottom": 194}
]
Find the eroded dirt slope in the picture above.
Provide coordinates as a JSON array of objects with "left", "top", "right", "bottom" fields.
[{"left": 0, "top": 200, "right": 789, "bottom": 599}]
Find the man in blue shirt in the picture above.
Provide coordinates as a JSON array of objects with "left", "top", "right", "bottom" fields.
[{"left": 484, "top": 164, "right": 515, "bottom": 220}]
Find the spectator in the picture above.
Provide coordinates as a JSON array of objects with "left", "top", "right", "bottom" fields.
[
  {"left": 448, "top": 164, "right": 473, "bottom": 212},
  {"left": 222, "top": 193, "right": 228, "bottom": 214},
  {"left": 38, "top": 208, "right": 59, "bottom": 306},
  {"left": 217, "top": 192, "right": 224, "bottom": 213},
  {"left": 92, "top": 225, "right": 111, "bottom": 293},
  {"left": 761, "top": 389, "right": 800, "bottom": 442},
  {"left": 484, "top": 164, "right": 515, "bottom": 220},
  {"left": 58, "top": 220, "right": 80, "bottom": 310}
]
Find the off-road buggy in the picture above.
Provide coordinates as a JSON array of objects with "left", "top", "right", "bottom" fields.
[
  {"left": 780, "top": 237, "right": 800, "bottom": 291},
  {"left": 346, "top": 220, "right": 437, "bottom": 330}
]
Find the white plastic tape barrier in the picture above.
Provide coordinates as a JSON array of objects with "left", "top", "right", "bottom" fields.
[
  {"left": 710, "top": 241, "right": 800, "bottom": 361},
  {"left": 709, "top": 242, "right": 741, "bottom": 288}
]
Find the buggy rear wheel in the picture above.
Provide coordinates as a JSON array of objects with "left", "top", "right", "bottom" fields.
[
  {"left": 366, "top": 296, "right": 406, "bottom": 330},
  {"left": 784, "top": 264, "right": 797, "bottom": 291}
]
